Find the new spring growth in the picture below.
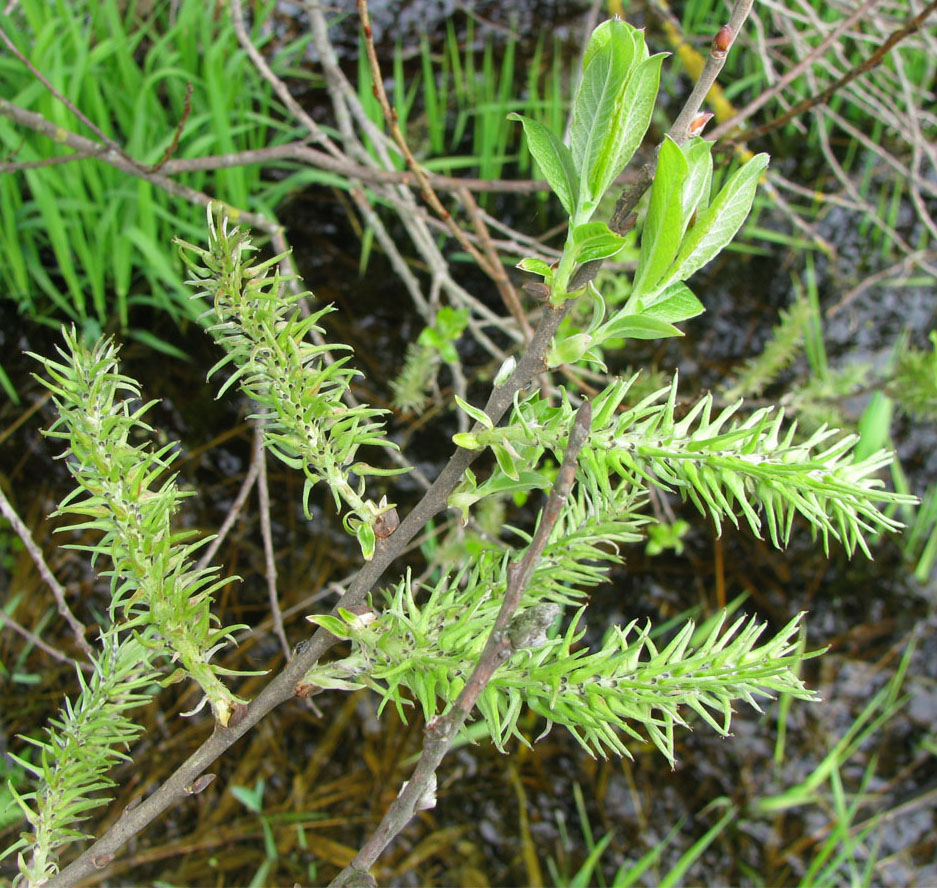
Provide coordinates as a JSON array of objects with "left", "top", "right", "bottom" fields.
[
  {"left": 31, "top": 328, "right": 249, "bottom": 727},
  {"left": 176, "top": 206, "right": 407, "bottom": 561}
]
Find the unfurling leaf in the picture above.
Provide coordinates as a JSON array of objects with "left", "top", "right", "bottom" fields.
[
  {"left": 569, "top": 20, "right": 665, "bottom": 218},
  {"left": 570, "top": 222, "right": 629, "bottom": 263},
  {"left": 509, "top": 113, "right": 579, "bottom": 217}
]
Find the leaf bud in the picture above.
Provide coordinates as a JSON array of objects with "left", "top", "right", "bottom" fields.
[
  {"left": 688, "top": 112, "right": 715, "bottom": 136},
  {"left": 185, "top": 773, "right": 217, "bottom": 795},
  {"left": 522, "top": 281, "right": 551, "bottom": 301},
  {"left": 373, "top": 507, "right": 399, "bottom": 539},
  {"left": 508, "top": 603, "right": 562, "bottom": 650},
  {"left": 494, "top": 355, "right": 516, "bottom": 387},
  {"left": 295, "top": 681, "right": 320, "bottom": 698},
  {"left": 713, "top": 25, "right": 733, "bottom": 57},
  {"left": 399, "top": 773, "right": 437, "bottom": 811},
  {"left": 227, "top": 701, "right": 248, "bottom": 728}
]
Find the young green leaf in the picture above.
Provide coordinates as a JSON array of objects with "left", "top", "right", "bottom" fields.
[
  {"left": 680, "top": 137, "right": 715, "bottom": 221},
  {"left": 596, "top": 314, "right": 684, "bottom": 343},
  {"left": 663, "top": 153, "right": 770, "bottom": 287},
  {"left": 508, "top": 113, "right": 579, "bottom": 218},
  {"left": 570, "top": 222, "right": 629, "bottom": 264},
  {"left": 581, "top": 17, "right": 636, "bottom": 70},
  {"left": 569, "top": 21, "right": 664, "bottom": 218},
  {"left": 591, "top": 51, "right": 664, "bottom": 206},
  {"left": 454, "top": 395, "right": 494, "bottom": 429},
  {"left": 547, "top": 332, "right": 595, "bottom": 367},
  {"left": 569, "top": 21, "right": 636, "bottom": 211},
  {"left": 632, "top": 136, "right": 688, "bottom": 299},
  {"left": 639, "top": 282, "right": 705, "bottom": 325},
  {"left": 516, "top": 256, "right": 555, "bottom": 281},
  {"left": 434, "top": 306, "right": 470, "bottom": 341}
]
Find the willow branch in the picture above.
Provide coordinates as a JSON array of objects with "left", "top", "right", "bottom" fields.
[
  {"left": 330, "top": 401, "right": 593, "bottom": 887},
  {"left": 43, "top": 295, "right": 572, "bottom": 888},
  {"left": 39, "top": 3, "right": 759, "bottom": 881}
]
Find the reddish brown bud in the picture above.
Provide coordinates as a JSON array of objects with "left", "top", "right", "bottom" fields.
[
  {"left": 374, "top": 507, "right": 399, "bottom": 539},
  {"left": 92, "top": 855, "right": 114, "bottom": 870},
  {"left": 688, "top": 111, "right": 715, "bottom": 136},
  {"left": 713, "top": 25, "right": 733, "bottom": 56}
]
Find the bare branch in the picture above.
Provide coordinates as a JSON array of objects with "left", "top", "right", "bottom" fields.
[
  {"left": 669, "top": 0, "right": 756, "bottom": 143},
  {"left": 0, "top": 98, "right": 282, "bottom": 239},
  {"left": 0, "top": 611, "right": 88, "bottom": 670},
  {"left": 743, "top": 0, "right": 937, "bottom": 140},
  {"left": 0, "top": 22, "right": 139, "bottom": 167},
  {"left": 0, "top": 485, "right": 93, "bottom": 658},
  {"left": 255, "top": 422, "right": 290, "bottom": 659}
]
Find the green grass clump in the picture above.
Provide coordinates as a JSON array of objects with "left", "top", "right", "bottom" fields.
[{"left": 0, "top": 0, "right": 310, "bottom": 348}]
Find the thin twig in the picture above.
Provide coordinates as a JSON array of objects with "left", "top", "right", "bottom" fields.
[
  {"left": 742, "top": 0, "right": 937, "bottom": 140},
  {"left": 355, "top": 0, "right": 496, "bottom": 278},
  {"left": 0, "top": 98, "right": 281, "bottom": 239},
  {"left": 304, "top": 0, "right": 522, "bottom": 349},
  {"left": 0, "top": 486, "right": 93, "bottom": 658},
  {"left": 0, "top": 138, "right": 558, "bottom": 192},
  {"left": 254, "top": 422, "right": 290, "bottom": 659},
  {"left": 354, "top": 0, "right": 532, "bottom": 336},
  {"left": 330, "top": 401, "right": 593, "bottom": 886},
  {"left": 147, "top": 82, "right": 194, "bottom": 173},
  {"left": 828, "top": 248, "right": 937, "bottom": 318},
  {"left": 0, "top": 22, "right": 138, "bottom": 167},
  {"left": 668, "top": 0, "right": 756, "bottom": 143},
  {"left": 457, "top": 184, "right": 534, "bottom": 342},
  {"left": 194, "top": 436, "right": 263, "bottom": 574},
  {"left": 0, "top": 150, "right": 100, "bottom": 172},
  {"left": 229, "top": 0, "right": 343, "bottom": 160},
  {"left": 0, "top": 611, "right": 89, "bottom": 670},
  {"left": 706, "top": 0, "right": 883, "bottom": 142}
]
